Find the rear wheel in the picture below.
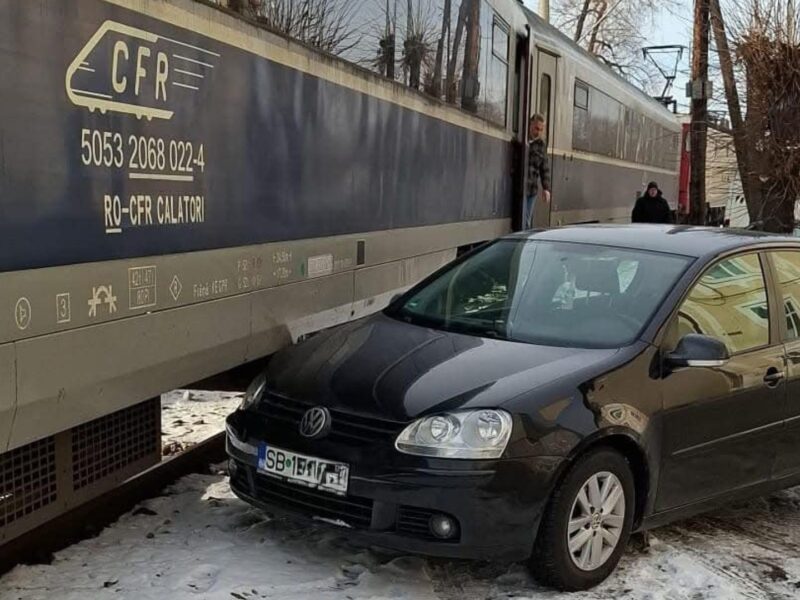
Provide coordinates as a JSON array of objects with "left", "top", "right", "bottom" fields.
[{"left": 530, "top": 448, "right": 635, "bottom": 591}]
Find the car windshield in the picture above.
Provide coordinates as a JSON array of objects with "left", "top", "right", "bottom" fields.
[{"left": 388, "top": 239, "right": 692, "bottom": 348}]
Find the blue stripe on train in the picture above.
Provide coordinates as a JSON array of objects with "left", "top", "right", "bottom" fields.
[{"left": 0, "top": 0, "right": 511, "bottom": 273}]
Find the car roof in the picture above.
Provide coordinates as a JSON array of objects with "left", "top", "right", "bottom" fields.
[{"left": 503, "top": 224, "right": 800, "bottom": 259}]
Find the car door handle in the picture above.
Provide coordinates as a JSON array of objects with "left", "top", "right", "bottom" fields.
[{"left": 764, "top": 369, "right": 785, "bottom": 386}]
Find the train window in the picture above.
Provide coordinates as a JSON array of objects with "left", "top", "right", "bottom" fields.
[
  {"left": 574, "top": 81, "right": 589, "bottom": 110},
  {"left": 477, "top": 9, "right": 509, "bottom": 127},
  {"left": 572, "top": 80, "right": 678, "bottom": 170},
  {"left": 492, "top": 20, "right": 509, "bottom": 62}
]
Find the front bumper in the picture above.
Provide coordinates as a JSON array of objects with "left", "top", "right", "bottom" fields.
[{"left": 226, "top": 410, "right": 564, "bottom": 562}]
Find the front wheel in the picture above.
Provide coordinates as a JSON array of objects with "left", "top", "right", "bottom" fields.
[{"left": 529, "top": 448, "right": 635, "bottom": 591}]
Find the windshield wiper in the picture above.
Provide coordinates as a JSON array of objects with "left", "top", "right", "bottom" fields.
[{"left": 447, "top": 319, "right": 507, "bottom": 340}]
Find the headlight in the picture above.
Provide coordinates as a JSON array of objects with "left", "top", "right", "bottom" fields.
[
  {"left": 239, "top": 373, "right": 267, "bottom": 411},
  {"left": 395, "top": 409, "right": 512, "bottom": 459}
]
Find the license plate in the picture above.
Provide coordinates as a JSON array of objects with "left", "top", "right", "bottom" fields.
[{"left": 257, "top": 444, "right": 349, "bottom": 496}]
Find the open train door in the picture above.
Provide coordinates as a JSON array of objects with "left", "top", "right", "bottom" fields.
[
  {"left": 533, "top": 48, "right": 559, "bottom": 228},
  {"left": 511, "top": 31, "right": 531, "bottom": 231}
]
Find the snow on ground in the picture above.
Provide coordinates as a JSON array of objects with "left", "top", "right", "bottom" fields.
[
  {"left": 3, "top": 466, "right": 800, "bottom": 600},
  {"left": 160, "top": 390, "right": 243, "bottom": 456}
]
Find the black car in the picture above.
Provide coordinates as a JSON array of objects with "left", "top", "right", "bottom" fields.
[{"left": 227, "top": 225, "right": 800, "bottom": 590}]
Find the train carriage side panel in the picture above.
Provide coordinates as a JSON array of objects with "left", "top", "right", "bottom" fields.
[
  {"left": 0, "top": 0, "right": 518, "bottom": 455},
  {"left": 1, "top": 1, "right": 512, "bottom": 275},
  {"left": 524, "top": 10, "right": 681, "bottom": 225}
]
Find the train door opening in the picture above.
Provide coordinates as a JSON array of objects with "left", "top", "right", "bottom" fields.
[
  {"left": 512, "top": 32, "right": 530, "bottom": 232},
  {"left": 533, "top": 49, "right": 558, "bottom": 228}
]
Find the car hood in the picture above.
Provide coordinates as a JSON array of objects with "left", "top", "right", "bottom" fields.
[{"left": 266, "top": 314, "right": 620, "bottom": 421}]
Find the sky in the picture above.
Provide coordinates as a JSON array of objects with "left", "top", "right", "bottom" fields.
[
  {"left": 650, "top": 0, "right": 693, "bottom": 112},
  {"left": 524, "top": 0, "right": 694, "bottom": 113}
]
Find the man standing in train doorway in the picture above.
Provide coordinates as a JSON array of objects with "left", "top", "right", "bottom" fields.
[{"left": 526, "top": 114, "right": 551, "bottom": 229}]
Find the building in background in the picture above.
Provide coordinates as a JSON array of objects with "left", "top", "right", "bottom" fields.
[{"left": 678, "top": 115, "right": 746, "bottom": 227}]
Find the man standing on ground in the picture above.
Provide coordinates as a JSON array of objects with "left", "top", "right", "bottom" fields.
[
  {"left": 632, "top": 181, "right": 672, "bottom": 224},
  {"left": 526, "top": 114, "right": 551, "bottom": 229}
]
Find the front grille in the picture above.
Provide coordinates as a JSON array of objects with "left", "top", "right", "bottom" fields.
[
  {"left": 232, "top": 465, "right": 373, "bottom": 528},
  {"left": 397, "top": 506, "right": 461, "bottom": 542},
  {"left": 259, "top": 394, "right": 406, "bottom": 446},
  {"left": 230, "top": 462, "right": 249, "bottom": 490},
  {"left": 0, "top": 437, "right": 57, "bottom": 528}
]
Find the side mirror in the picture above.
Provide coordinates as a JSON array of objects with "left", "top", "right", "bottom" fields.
[{"left": 666, "top": 334, "right": 730, "bottom": 368}]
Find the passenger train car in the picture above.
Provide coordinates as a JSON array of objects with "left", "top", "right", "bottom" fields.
[
  {"left": 527, "top": 10, "right": 681, "bottom": 224},
  {"left": 0, "top": 0, "right": 679, "bottom": 544}
]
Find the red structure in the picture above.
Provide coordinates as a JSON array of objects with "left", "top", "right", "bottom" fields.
[{"left": 678, "top": 121, "right": 691, "bottom": 217}]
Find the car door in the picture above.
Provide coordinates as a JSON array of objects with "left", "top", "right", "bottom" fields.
[
  {"left": 656, "top": 252, "right": 786, "bottom": 512},
  {"left": 766, "top": 250, "right": 800, "bottom": 478}
]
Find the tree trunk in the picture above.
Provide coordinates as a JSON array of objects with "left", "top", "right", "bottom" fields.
[
  {"left": 384, "top": 0, "right": 396, "bottom": 79},
  {"left": 574, "top": 0, "right": 593, "bottom": 42},
  {"left": 429, "top": 0, "right": 451, "bottom": 98},
  {"left": 709, "top": 0, "right": 759, "bottom": 210},
  {"left": 229, "top": 0, "right": 246, "bottom": 13},
  {"left": 461, "top": 0, "right": 481, "bottom": 112},
  {"left": 406, "top": 0, "right": 413, "bottom": 86},
  {"left": 446, "top": 1, "right": 468, "bottom": 104},
  {"left": 741, "top": 47, "right": 795, "bottom": 234},
  {"left": 389, "top": 0, "right": 397, "bottom": 79},
  {"left": 588, "top": 1, "right": 607, "bottom": 54},
  {"left": 409, "top": 50, "right": 422, "bottom": 89}
]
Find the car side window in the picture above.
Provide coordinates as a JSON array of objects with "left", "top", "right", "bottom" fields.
[
  {"left": 675, "top": 253, "right": 770, "bottom": 354},
  {"left": 770, "top": 251, "right": 800, "bottom": 340}
]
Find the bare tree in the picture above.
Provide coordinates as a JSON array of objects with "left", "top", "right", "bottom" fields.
[
  {"left": 374, "top": 0, "right": 398, "bottom": 78},
  {"left": 228, "top": 0, "right": 361, "bottom": 55},
  {"left": 402, "top": 0, "right": 437, "bottom": 89},
  {"left": 427, "top": 0, "right": 452, "bottom": 97},
  {"left": 712, "top": 0, "right": 800, "bottom": 232},
  {"left": 710, "top": 0, "right": 753, "bottom": 205},
  {"left": 552, "top": 0, "right": 672, "bottom": 88},
  {"left": 460, "top": 0, "right": 481, "bottom": 112},
  {"left": 573, "top": 0, "right": 594, "bottom": 42},
  {"left": 446, "top": 1, "right": 468, "bottom": 103}
]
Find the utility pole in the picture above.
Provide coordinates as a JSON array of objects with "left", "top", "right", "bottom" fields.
[{"left": 689, "top": 0, "right": 710, "bottom": 225}]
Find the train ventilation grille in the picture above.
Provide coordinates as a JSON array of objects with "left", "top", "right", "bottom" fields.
[
  {"left": 0, "top": 437, "right": 57, "bottom": 528},
  {"left": 71, "top": 399, "right": 159, "bottom": 491}
]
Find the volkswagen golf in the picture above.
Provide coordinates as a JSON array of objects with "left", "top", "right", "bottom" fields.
[{"left": 226, "top": 225, "right": 800, "bottom": 590}]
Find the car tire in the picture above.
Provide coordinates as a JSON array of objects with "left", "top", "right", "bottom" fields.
[{"left": 529, "top": 447, "right": 635, "bottom": 591}]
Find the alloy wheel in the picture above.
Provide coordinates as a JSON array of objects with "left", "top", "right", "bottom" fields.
[{"left": 566, "top": 471, "right": 626, "bottom": 571}]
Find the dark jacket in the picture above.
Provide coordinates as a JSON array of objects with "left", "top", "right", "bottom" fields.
[
  {"left": 632, "top": 192, "right": 672, "bottom": 224},
  {"left": 527, "top": 138, "right": 551, "bottom": 197}
]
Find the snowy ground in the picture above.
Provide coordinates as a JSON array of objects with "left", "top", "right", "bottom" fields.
[
  {"left": 3, "top": 464, "right": 800, "bottom": 600},
  {"left": 160, "top": 390, "right": 243, "bottom": 456},
  {"left": 3, "top": 390, "right": 800, "bottom": 598}
]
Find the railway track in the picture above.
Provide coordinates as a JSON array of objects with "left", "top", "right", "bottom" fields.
[{"left": 0, "top": 432, "right": 227, "bottom": 576}]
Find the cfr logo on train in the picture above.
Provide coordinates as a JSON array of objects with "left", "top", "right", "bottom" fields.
[{"left": 65, "top": 20, "right": 220, "bottom": 120}]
